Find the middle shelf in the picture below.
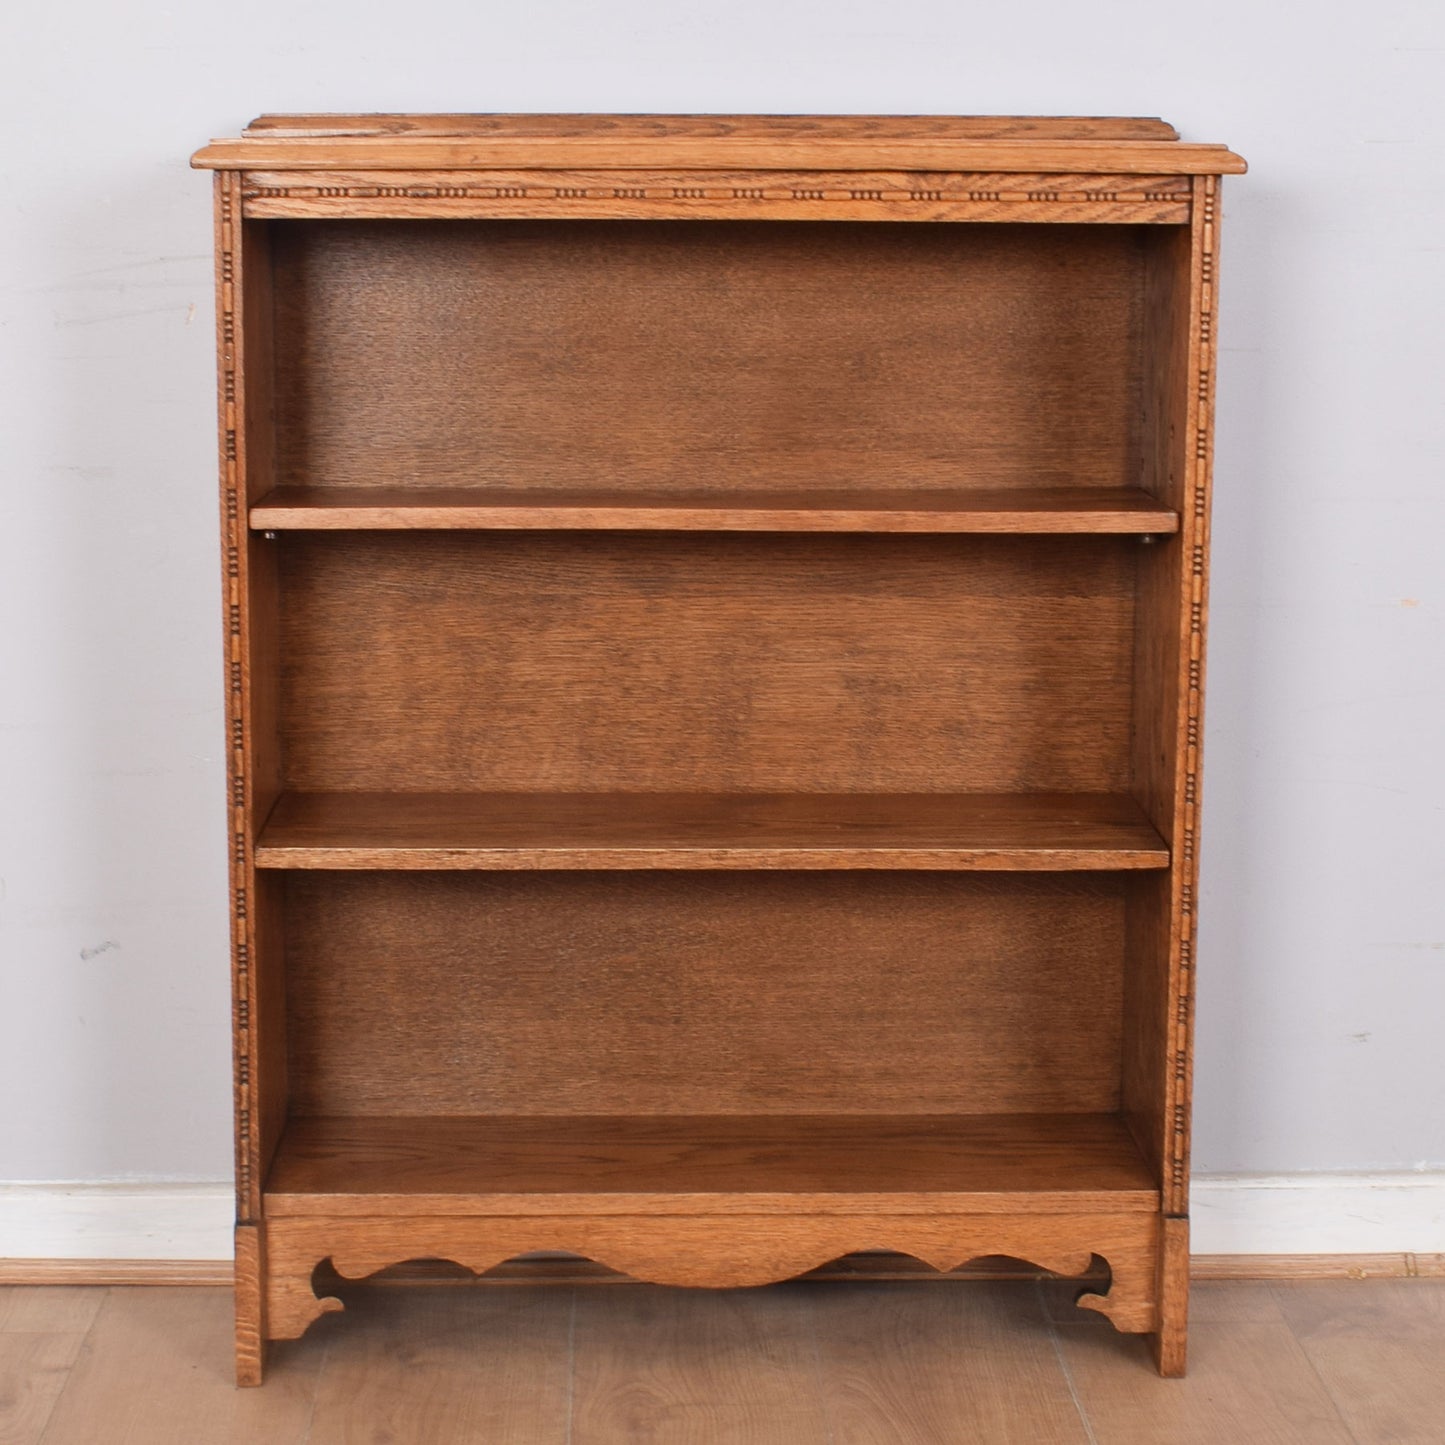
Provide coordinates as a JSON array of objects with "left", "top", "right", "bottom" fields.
[
  {"left": 254, "top": 790, "right": 1169, "bottom": 871},
  {"left": 248, "top": 484, "right": 1180, "bottom": 534}
]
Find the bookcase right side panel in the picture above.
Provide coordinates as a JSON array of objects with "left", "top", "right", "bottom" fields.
[{"left": 1125, "top": 178, "right": 1220, "bottom": 1214}]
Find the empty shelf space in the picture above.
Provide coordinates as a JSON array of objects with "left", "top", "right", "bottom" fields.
[
  {"left": 249, "top": 485, "right": 1179, "bottom": 534},
  {"left": 253, "top": 791, "right": 1171, "bottom": 870},
  {"left": 264, "top": 1113, "right": 1161, "bottom": 1217}
]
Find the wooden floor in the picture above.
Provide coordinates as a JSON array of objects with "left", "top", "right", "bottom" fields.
[{"left": 2, "top": 1277, "right": 1442, "bottom": 1443}]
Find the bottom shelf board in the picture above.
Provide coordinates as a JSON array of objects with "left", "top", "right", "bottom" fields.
[{"left": 263, "top": 1113, "right": 1159, "bottom": 1218}]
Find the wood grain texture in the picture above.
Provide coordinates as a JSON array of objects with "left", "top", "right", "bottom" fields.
[
  {"left": 1121, "top": 224, "right": 1193, "bottom": 1203},
  {"left": 249, "top": 485, "right": 1180, "bottom": 533},
  {"left": 1119, "top": 188, "right": 1218, "bottom": 1362},
  {"left": 1121, "top": 876, "right": 1171, "bottom": 1186},
  {"left": 18, "top": 1258, "right": 1087, "bottom": 1290},
  {"left": 1156, "top": 1279, "right": 1282, "bottom": 1323},
  {"left": 0, "top": 1291, "right": 100, "bottom": 1444},
  {"left": 1056, "top": 1321, "right": 1355, "bottom": 1444},
  {"left": 258, "top": 791, "right": 1167, "bottom": 870},
  {"left": 233, "top": 1224, "right": 265, "bottom": 1387},
  {"left": 1194, "top": 1254, "right": 1445, "bottom": 1280},
  {"left": 241, "top": 170, "right": 1192, "bottom": 223},
  {"left": 15, "top": 1280, "right": 1440, "bottom": 1438},
  {"left": 194, "top": 133, "right": 1246, "bottom": 174},
  {"left": 34, "top": 1289, "right": 321, "bottom": 1439},
  {"left": 275, "top": 533, "right": 1139, "bottom": 796},
  {"left": 241, "top": 113, "right": 1184, "bottom": 140},
  {"left": 204, "top": 114, "right": 1242, "bottom": 1379},
  {"left": 5, "top": 1255, "right": 1432, "bottom": 1290},
  {"left": 1154, "top": 1213, "right": 1190, "bottom": 1375},
  {"left": 237, "top": 215, "right": 289, "bottom": 1227},
  {"left": 263, "top": 1211, "right": 1160, "bottom": 1341},
  {"left": 0, "top": 1332, "right": 86, "bottom": 1445},
  {"left": 280, "top": 871, "right": 1129, "bottom": 1117},
  {"left": 1289, "top": 1339, "right": 1445, "bottom": 1445},
  {"left": 1272, "top": 1278, "right": 1445, "bottom": 1340},
  {"left": 264, "top": 1115, "right": 1158, "bottom": 1215},
  {"left": 0, "top": 1263, "right": 230, "bottom": 1286},
  {"left": 270, "top": 221, "right": 1147, "bottom": 493},
  {"left": 1159, "top": 179, "right": 1222, "bottom": 1219},
  {"left": 568, "top": 1284, "right": 831, "bottom": 1445},
  {"left": 218, "top": 187, "right": 289, "bottom": 1241},
  {"left": 809, "top": 1281, "right": 1092, "bottom": 1443},
  {"left": 1274, "top": 1284, "right": 1445, "bottom": 1441},
  {"left": 304, "top": 1283, "right": 571, "bottom": 1437},
  {"left": 217, "top": 175, "right": 293, "bottom": 1387},
  {"left": 0, "top": 1290, "right": 105, "bottom": 1333}
]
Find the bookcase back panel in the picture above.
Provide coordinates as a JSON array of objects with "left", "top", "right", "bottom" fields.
[
  {"left": 284, "top": 871, "right": 1125, "bottom": 1116},
  {"left": 277, "top": 532, "right": 1136, "bottom": 793},
  {"left": 270, "top": 220, "right": 1146, "bottom": 492}
]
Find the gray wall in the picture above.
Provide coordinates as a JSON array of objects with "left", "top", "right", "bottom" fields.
[{"left": 1, "top": 0, "right": 1441, "bottom": 1183}]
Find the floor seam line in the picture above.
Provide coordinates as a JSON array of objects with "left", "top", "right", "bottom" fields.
[
  {"left": 799, "top": 1285, "right": 838, "bottom": 1445},
  {"left": 564, "top": 1285, "right": 577, "bottom": 1445},
  {"left": 33, "top": 1284, "right": 110, "bottom": 1445},
  {"left": 298, "top": 1306, "right": 334, "bottom": 1445},
  {"left": 1268, "top": 1282, "right": 1365, "bottom": 1445},
  {"left": 1041, "top": 1281, "right": 1100, "bottom": 1445}
]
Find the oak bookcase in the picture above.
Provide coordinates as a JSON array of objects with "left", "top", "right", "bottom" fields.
[{"left": 192, "top": 114, "right": 1245, "bottom": 1384}]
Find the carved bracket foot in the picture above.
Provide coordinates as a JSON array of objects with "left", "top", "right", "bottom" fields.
[{"left": 267, "top": 1262, "right": 345, "bottom": 1341}]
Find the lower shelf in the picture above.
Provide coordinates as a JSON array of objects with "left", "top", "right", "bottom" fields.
[
  {"left": 253, "top": 1115, "right": 1170, "bottom": 1357},
  {"left": 263, "top": 1113, "right": 1159, "bottom": 1217}
]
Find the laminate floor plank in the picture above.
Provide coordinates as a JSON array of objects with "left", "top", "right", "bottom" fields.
[
  {"left": 1056, "top": 1320, "right": 1356, "bottom": 1444},
  {"left": 0, "top": 1334, "right": 86, "bottom": 1445},
  {"left": 5, "top": 1278, "right": 1442, "bottom": 1440},
  {"left": 1287, "top": 1338, "right": 1445, "bottom": 1444},
  {"left": 0, "top": 1292, "right": 104, "bottom": 1336},
  {"left": 307, "top": 1283, "right": 572, "bottom": 1445},
  {"left": 35, "top": 1289, "right": 320, "bottom": 1445},
  {"left": 570, "top": 1284, "right": 831, "bottom": 1445},
  {"left": 1272, "top": 1280, "right": 1445, "bottom": 1445},
  {"left": 1271, "top": 1277, "right": 1445, "bottom": 1340},
  {"left": 1185, "top": 1280, "right": 1290, "bottom": 1323},
  {"left": 809, "top": 1280, "right": 1090, "bottom": 1444}
]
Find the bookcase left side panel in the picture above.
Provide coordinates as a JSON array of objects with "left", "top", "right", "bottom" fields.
[{"left": 216, "top": 171, "right": 287, "bottom": 1385}]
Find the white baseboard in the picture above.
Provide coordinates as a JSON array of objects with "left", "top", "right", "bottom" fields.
[
  {"left": 1191, "top": 1172, "right": 1445, "bottom": 1255},
  {"left": 1, "top": 1174, "right": 1441, "bottom": 1263},
  {"left": 0, "top": 1182, "right": 232, "bottom": 1261}
]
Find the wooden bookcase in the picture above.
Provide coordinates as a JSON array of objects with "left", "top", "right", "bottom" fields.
[{"left": 192, "top": 114, "right": 1245, "bottom": 1384}]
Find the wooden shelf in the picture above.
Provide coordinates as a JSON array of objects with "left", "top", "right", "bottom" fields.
[
  {"left": 264, "top": 1113, "right": 1161, "bottom": 1218},
  {"left": 249, "top": 486, "right": 1179, "bottom": 534},
  {"left": 254, "top": 791, "right": 1170, "bottom": 871}
]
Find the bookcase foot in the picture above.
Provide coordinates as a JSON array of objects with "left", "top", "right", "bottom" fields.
[
  {"left": 1073, "top": 1230, "right": 1160, "bottom": 1335},
  {"left": 235, "top": 1343, "right": 265, "bottom": 1389},
  {"left": 1151, "top": 1214, "right": 1190, "bottom": 1376},
  {"left": 234, "top": 1223, "right": 267, "bottom": 1387}
]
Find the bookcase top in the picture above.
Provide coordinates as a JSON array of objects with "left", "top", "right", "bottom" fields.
[{"left": 192, "top": 114, "right": 1246, "bottom": 174}]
